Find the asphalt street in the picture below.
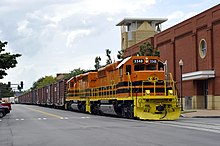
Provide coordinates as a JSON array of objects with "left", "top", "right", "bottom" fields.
[{"left": 0, "top": 104, "right": 220, "bottom": 146}]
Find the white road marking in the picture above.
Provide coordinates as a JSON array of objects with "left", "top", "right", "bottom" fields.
[
  {"left": 0, "top": 119, "right": 2, "bottom": 122},
  {"left": 43, "top": 118, "right": 47, "bottom": 120},
  {"left": 165, "top": 123, "right": 220, "bottom": 134},
  {"left": 16, "top": 119, "right": 19, "bottom": 121},
  {"left": 60, "top": 117, "right": 69, "bottom": 120},
  {"left": 152, "top": 121, "right": 220, "bottom": 134},
  {"left": 21, "top": 119, "right": 24, "bottom": 121},
  {"left": 81, "top": 116, "right": 90, "bottom": 119},
  {"left": 38, "top": 118, "right": 42, "bottom": 120}
]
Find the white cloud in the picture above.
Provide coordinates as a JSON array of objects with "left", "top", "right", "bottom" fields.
[
  {"left": 107, "top": 17, "right": 114, "bottom": 22},
  {"left": 183, "top": 12, "right": 197, "bottom": 21},
  {"left": 1, "top": 0, "right": 219, "bottom": 90},
  {"left": 167, "top": 11, "right": 185, "bottom": 21},
  {"left": 66, "top": 29, "right": 92, "bottom": 48},
  {"left": 17, "top": 20, "right": 33, "bottom": 37}
]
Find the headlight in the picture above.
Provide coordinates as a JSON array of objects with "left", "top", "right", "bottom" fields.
[
  {"left": 168, "top": 90, "right": 173, "bottom": 95},
  {"left": 145, "top": 90, "right": 150, "bottom": 96}
]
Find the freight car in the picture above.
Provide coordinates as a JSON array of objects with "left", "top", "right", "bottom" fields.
[
  {"left": 18, "top": 56, "right": 181, "bottom": 120},
  {"left": 18, "top": 79, "right": 67, "bottom": 109}
]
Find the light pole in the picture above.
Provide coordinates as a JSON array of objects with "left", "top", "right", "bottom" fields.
[{"left": 179, "top": 59, "right": 184, "bottom": 111}]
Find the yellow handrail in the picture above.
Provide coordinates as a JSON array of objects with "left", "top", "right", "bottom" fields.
[
  {"left": 127, "top": 72, "right": 133, "bottom": 98},
  {"left": 141, "top": 73, "right": 177, "bottom": 97}
]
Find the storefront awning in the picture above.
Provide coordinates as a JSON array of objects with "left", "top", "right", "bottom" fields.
[{"left": 183, "top": 70, "right": 215, "bottom": 81}]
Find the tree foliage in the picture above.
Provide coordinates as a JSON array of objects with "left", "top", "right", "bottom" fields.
[
  {"left": 94, "top": 56, "right": 101, "bottom": 70},
  {"left": 0, "top": 83, "right": 14, "bottom": 99},
  {"left": 64, "top": 68, "right": 87, "bottom": 79},
  {"left": 32, "top": 75, "right": 56, "bottom": 89},
  {"left": 139, "top": 42, "right": 160, "bottom": 57},
  {"left": 117, "top": 50, "right": 125, "bottom": 60},
  {"left": 0, "top": 41, "right": 21, "bottom": 79},
  {"left": 106, "top": 49, "right": 112, "bottom": 65}
]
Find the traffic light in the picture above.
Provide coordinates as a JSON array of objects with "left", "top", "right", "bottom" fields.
[
  {"left": 8, "top": 82, "right": 11, "bottom": 88},
  {"left": 17, "top": 85, "right": 21, "bottom": 91},
  {"left": 20, "top": 81, "right": 23, "bottom": 89}
]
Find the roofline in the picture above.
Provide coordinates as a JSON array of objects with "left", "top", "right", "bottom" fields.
[{"left": 116, "top": 18, "right": 168, "bottom": 26}]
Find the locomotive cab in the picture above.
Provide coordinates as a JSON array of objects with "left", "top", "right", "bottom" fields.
[{"left": 116, "top": 56, "right": 180, "bottom": 120}]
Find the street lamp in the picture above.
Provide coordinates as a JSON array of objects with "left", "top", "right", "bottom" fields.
[{"left": 179, "top": 59, "right": 184, "bottom": 111}]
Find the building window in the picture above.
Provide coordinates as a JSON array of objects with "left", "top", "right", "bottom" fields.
[
  {"left": 199, "top": 39, "right": 207, "bottom": 59},
  {"left": 128, "top": 31, "right": 132, "bottom": 40}
]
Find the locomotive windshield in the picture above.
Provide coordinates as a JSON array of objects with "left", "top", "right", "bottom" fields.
[
  {"left": 134, "top": 64, "right": 156, "bottom": 71},
  {"left": 133, "top": 58, "right": 158, "bottom": 71}
]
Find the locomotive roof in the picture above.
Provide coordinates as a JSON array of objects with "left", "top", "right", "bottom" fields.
[
  {"left": 116, "top": 56, "right": 131, "bottom": 69},
  {"left": 98, "top": 61, "right": 120, "bottom": 72},
  {"left": 66, "top": 71, "right": 98, "bottom": 83}
]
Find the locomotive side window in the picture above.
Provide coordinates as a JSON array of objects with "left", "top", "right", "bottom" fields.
[
  {"left": 134, "top": 65, "right": 145, "bottom": 71},
  {"left": 126, "top": 65, "right": 131, "bottom": 75},
  {"left": 158, "top": 61, "right": 164, "bottom": 70},
  {"left": 146, "top": 64, "right": 156, "bottom": 70},
  {"left": 70, "top": 82, "right": 74, "bottom": 88},
  {"left": 119, "top": 67, "right": 123, "bottom": 77}
]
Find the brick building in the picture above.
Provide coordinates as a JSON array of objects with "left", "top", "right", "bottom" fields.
[{"left": 119, "top": 4, "right": 220, "bottom": 109}]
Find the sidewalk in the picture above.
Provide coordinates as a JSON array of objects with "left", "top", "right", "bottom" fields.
[{"left": 181, "top": 109, "right": 220, "bottom": 118}]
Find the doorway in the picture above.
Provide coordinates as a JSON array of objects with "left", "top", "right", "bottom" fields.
[{"left": 196, "top": 80, "right": 208, "bottom": 109}]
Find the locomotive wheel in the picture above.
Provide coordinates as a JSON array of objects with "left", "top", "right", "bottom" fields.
[
  {"left": 91, "top": 104, "right": 100, "bottom": 115},
  {"left": 122, "top": 104, "right": 134, "bottom": 119},
  {"left": 81, "top": 104, "right": 86, "bottom": 112},
  {"left": 127, "top": 105, "right": 134, "bottom": 119}
]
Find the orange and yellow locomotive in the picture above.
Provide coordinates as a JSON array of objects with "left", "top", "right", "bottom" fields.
[{"left": 66, "top": 56, "right": 180, "bottom": 120}]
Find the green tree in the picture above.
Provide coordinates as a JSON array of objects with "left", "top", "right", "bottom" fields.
[
  {"left": 0, "top": 41, "right": 21, "bottom": 79},
  {"left": 32, "top": 75, "right": 56, "bottom": 89},
  {"left": 139, "top": 42, "right": 153, "bottom": 56},
  {"left": 0, "top": 83, "right": 14, "bottom": 99},
  {"left": 65, "top": 68, "right": 87, "bottom": 79},
  {"left": 106, "top": 49, "right": 112, "bottom": 65},
  {"left": 117, "top": 50, "right": 125, "bottom": 60},
  {"left": 94, "top": 56, "right": 101, "bottom": 70},
  {"left": 138, "top": 42, "right": 160, "bottom": 57}
]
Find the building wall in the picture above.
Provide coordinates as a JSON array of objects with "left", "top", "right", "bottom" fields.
[
  {"left": 213, "top": 20, "right": 220, "bottom": 96},
  {"left": 121, "top": 21, "right": 158, "bottom": 51},
  {"left": 154, "top": 4, "right": 220, "bottom": 109},
  {"left": 122, "top": 4, "right": 220, "bottom": 109}
]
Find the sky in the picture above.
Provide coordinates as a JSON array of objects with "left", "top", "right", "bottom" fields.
[{"left": 0, "top": 0, "right": 219, "bottom": 90}]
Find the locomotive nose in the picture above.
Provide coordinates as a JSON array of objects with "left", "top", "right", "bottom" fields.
[{"left": 156, "top": 105, "right": 165, "bottom": 111}]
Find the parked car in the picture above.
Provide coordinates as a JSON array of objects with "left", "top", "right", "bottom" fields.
[
  {"left": 0, "top": 104, "right": 10, "bottom": 118},
  {"left": 0, "top": 102, "right": 12, "bottom": 110}
]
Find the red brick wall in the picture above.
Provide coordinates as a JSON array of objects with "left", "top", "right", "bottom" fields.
[
  {"left": 213, "top": 20, "right": 220, "bottom": 95},
  {"left": 123, "top": 4, "right": 220, "bottom": 97},
  {"left": 154, "top": 4, "right": 220, "bottom": 96}
]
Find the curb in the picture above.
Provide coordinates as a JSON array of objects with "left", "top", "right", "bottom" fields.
[
  {"left": 180, "top": 110, "right": 220, "bottom": 118},
  {"left": 181, "top": 110, "right": 197, "bottom": 114},
  {"left": 180, "top": 114, "right": 220, "bottom": 118},
  {"left": 191, "top": 116, "right": 220, "bottom": 118}
]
